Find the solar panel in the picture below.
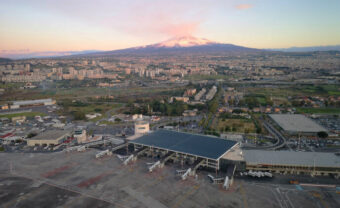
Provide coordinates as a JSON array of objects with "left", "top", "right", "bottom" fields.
[{"left": 130, "top": 130, "right": 237, "bottom": 160}]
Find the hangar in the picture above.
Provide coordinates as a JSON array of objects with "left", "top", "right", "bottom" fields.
[{"left": 129, "top": 130, "right": 238, "bottom": 170}]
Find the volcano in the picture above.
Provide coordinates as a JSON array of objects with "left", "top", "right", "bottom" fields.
[{"left": 75, "top": 36, "right": 263, "bottom": 57}]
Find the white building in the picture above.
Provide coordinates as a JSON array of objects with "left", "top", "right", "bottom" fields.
[{"left": 135, "top": 121, "right": 150, "bottom": 135}]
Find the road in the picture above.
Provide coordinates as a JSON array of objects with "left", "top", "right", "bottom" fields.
[{"left": 262, "top": 121, "right": 291, "bottom": 151}]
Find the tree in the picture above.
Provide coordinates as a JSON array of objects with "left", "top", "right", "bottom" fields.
[
  {"left": 27, "top": 132, "right": 37, "bottom": 138},
  {"left": 317, "top": 131, "right": 328, "bottom": 139},
  {"left": 208, "top": 99, "right": 218, "bottom": 113},
  {"left": 232, "top": 109, "right": 243, "bottom": 114},
  {"left": 224, "top": 126, "right": 230, "bottom": 132},
  {"left": 266, "top": 97, "right": 274, "bottom": 106},
  {"left": 256, "top": 127, "right": 262, "bottom": 134},
  {"left": 244, "top": 128, "right": 250, "bottom": 134},
  {"left": 73, "top": 111, "right": 86, "bottom": 120}
]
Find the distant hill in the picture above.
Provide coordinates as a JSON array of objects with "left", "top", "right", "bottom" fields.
[
  {"left": 0, "top": 50, "right": 103, "bottom": 60},
  {"left": 269, "top": 45, "right": 340, "bottom": 52},
  {"left": 0, "top": 57, "right": 12, "bottom": 63}
]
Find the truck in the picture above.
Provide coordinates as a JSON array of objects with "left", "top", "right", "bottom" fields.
[{"left": 289, "top": 180, "right": 299, "bottom": 184}]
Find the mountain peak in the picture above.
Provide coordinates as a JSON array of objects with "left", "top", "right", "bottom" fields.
[
  {"left": 83, "top": 36, "right": 262, "bottom": 56},
  {"left": 148, "top": 36, "right": 216, "bottom": 48}
]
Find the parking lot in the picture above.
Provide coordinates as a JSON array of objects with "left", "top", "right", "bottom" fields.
[{"left": 1, "top": 149, "right": 339, "bottom": 208}]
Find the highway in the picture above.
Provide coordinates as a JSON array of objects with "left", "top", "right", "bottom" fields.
[{"left": 262, "top": 121, "right": 291, "bottom": 151}]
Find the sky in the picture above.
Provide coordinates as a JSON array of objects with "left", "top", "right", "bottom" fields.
[{"left": 1, "top": 0, "right": 340, "bottom": 57}]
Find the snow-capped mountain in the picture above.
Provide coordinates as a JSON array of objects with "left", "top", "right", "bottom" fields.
[
  {"left": 147, "top": 36, "right": 216, "bottom": 48},
  {"left": 72, "top": 36, "right": 263, "bottom": 57}
]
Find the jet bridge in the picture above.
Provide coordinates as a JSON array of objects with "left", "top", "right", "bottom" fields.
[
  {"left": 148, "top": 161, "right": 161, "bottom": 172},
  {"left": 95, "top": 149, "right": 112, "bottom": 159},
  {"left": 207, "top": 174, "right": 224, "bottom": 184},
  {"left": 117, "top": 154, "right": 136, "bottom": 165}
]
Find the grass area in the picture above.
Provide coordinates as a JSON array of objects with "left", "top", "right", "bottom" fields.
[
  {"left": 0, "top": 112, "right": 46, "bottom": 119},
  {"left": 98, "top": 120, "right": 119, "bottom": 125},
  {"left": 244, "top": 84, "right": 340, "bottom": 97},
  {"left": 0, "top": 85, "right": 186, "bottom": 103},
  {"left": 199, "top": 113, "right": 213, "bottom": 129},
  {"left": 0, "top": 83, "right": 24, "bottom": 89},
  {"left": 245, "top": 87, "right": 298, "bottom": 97},
  {"left": 299, "top": 85, "right": 340, "bottom": 96},
  {"left": 184, "top": 74, "right": 228, "bottom": 81},
  {"left": 68, "top": 103, "right": 122, "bottom": 115},
  {"left": 89, "top": 114, "right": 105, "bottom": 122},
  {"left": 256, "top": 97, "right": 267, "bottom": 105},
  {"left": 296, "top": 107, "right": 340, "bottom": 114},
  {"left": 216, "top": 118, "right": 256, "bottom": 133}
]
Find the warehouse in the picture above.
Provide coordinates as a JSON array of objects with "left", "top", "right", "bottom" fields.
[
  {"left": 242, "top": 150, "right": 340, "bottom": 177},
  {"left": 269, "top": 114, "right": 328, "bottom": 135},
  {"left": 27, "top": 129, "right": 71, "bottom": 146},
  {"left": 129, "top": 130, "right": 238, "bottom": 170}
]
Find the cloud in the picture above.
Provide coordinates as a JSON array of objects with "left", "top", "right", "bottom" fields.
[
  {"left": 235, "top": 4, "right": 253, "bottom": 10},
  {"left": 111, "top": 0, "right": 208, "bottom": 38},
  {"left": 115, "top": 10, "right": 203, "bottom": 38},
  {"left": 8, "top": 0, "right": 210, "bottom": 38}
]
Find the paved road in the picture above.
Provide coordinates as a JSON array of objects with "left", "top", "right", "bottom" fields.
[{"left": 262, "top": 121, "right": 291, "bottom": 150}]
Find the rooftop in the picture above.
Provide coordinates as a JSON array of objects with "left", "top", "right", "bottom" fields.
[
  {"left": 29, "top": 129, "right": 71, "bottom": 141},
  {"left": 243, "top": 150, "right": 340, "bottom": 168},
  {"left": 129, "top": 130, "right": 237, "bottom": 160},
  {"left": 269, "top": 114, "right": 327, "bottom": 133}
]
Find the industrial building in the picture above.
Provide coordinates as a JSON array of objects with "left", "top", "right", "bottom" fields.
[
  {"left": 269, "top": 114, "right": 328, "bottom": 135},
  {"left": 27, "top": 129, "right": 71, "bottom": 146},
  {"left": 129, "top": 130, "right": 238, "bottom": 170},
  {"left": 10, "top": 98, "right": 56, "bottom": 109},
  {"left": 242, "top": 150, "right": 340, "bottom": 177}
]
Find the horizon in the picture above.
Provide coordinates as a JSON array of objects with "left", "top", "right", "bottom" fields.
[
  {"left": 2, "top": 35, "right": 340, "bottom": 59},
  {"left": 1, "top": 0, "right": 340, "bottom": 58}
]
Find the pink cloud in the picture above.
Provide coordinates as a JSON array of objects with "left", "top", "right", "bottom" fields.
[
  {"left": 235, "top": 4, "right": 253, "bottom": 10},
  {"left": 111, "top": 1, "right": 208, "bottom": 38},
  {"left": 13, "top": 0, "right": 209, "bottom": 38}
]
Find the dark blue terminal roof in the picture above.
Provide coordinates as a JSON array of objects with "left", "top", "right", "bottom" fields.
[{"left": 130, "top": 130, "right": 237, "bottom": 160}]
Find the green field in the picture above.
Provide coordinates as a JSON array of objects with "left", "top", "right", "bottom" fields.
[
  {"left": 215, "top": 118, "right": 256, "bottom": 133},
  {"left": 67, "top": 103, "right": 122, "bottom": 115},
  {"left": 98, "top": 120, "right": 116, "bottom": 125},
  {"left": 299, "top": 85, "right": 340, "bottom": 96},
  {"left": 244, "top": 84, "right": 340, "bottom": 97},
  {"left": 296, "top": 107, "right": 340, "bottom": 114},
  {"left": 0, "top": 112, "right": 46, "bottom": 119}
]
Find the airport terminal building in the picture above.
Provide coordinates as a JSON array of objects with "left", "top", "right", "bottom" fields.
[
  {"left": 242, "top": 150, "right": 340, "bottom": 177},
  {"left": 129, "top": 130, "right": 238, "bottom": 170},
  {"left": 128, "top": 130, "right": 340, "bottom": 177}
]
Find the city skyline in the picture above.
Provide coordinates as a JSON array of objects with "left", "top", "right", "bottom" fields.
[{"left": 1, "top": 0, "right": 340, "bottom": 57}]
